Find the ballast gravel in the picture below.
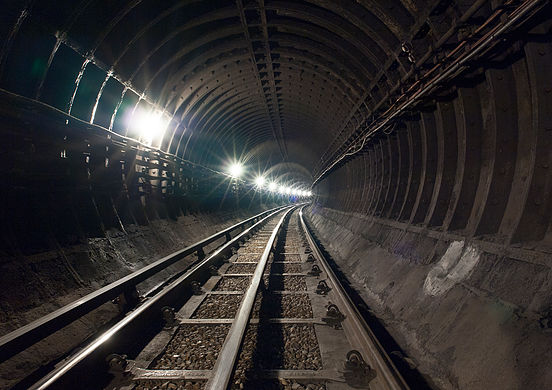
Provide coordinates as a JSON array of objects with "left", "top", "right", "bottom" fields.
[
  {"left": 150, "top": 324, "right": 229, "bottom": 370},
  {"left": 191, "top": 294, "right": 242, "bottom": 318},
  {"left": 134, "top": 380, "right": 205, "bottom": 390},
  {"left": 226, "top": 263, "right": 257, "bottom": 274},
  {"left": 214, "top": 276, "right": 251, "bottom": 292}
]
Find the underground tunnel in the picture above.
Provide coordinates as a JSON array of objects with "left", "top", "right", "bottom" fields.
[{"left": 0, "top": 0, "right": 551, "bottom": 389}]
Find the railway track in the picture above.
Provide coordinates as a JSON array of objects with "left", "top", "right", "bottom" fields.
[{"left": 4, "top": 206, "right": 408, "bottom": 390}]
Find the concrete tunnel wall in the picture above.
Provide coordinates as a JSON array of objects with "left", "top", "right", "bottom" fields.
[{"left": 0, "top": 1, "right": 551, "bottom": 389}]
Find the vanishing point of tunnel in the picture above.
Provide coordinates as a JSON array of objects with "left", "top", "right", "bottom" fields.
[{"left": 0, "top": 0, "right": 551, "bottom": 389}]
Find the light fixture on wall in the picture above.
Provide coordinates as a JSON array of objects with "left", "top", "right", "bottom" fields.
[
  {"left": 254, "top": 176, "right": 265, "bottom": 188},
  {"left": 228, "top": 162, "right": 244, "bottom": 178},
  {"left": 129, "top": 108, "right": 169, "bottom": 147}
]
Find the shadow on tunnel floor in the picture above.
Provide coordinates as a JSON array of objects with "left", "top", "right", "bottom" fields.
[{"left": 304, "top": 217, "right": 438, "bottom": 390}]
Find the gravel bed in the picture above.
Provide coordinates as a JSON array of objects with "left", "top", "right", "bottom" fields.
[
  {"left": 230, "top": 322, "right": 322, "bottom": 387},
  {"left": 253, "top": 294, "right": 313, "bottom": 318},
  {"left": 248, "top": 238, "right": 269, "bottom": 245},
  {"left": 252, "top": 291, "right": 264, "bottom": 318},
  {"left": 268, "top": 263, "right": 303, "bottom": 274},
  {"left": 255, "top": 380, "right": 327, "bottom": 390},
  {"left": 264, "top": 275, "right": 307, "bottom": 291},
  {"left": 191, "top": 294, "right": 243, "bottom": 318},
  {"left": 283, "top": 246, "right": 300, "bottom": 253},
  {"left": 150, "top": 324, "right": 229, "bottom": 370},
  {"left": 134, "top": 380, "right": 205, "bottom": 390},
  {"left": 214, "top": 276, "right": 251, "bottom": 292},
  {"left": 285, "top": 239, "right": 302, "bottom": 245},
  {"left": 235, "top": 253, "right": 262, "bottom": 262},
  {"left": 227, "top": 263, "right": 257, "bottom": 274},
  {"left": 230, "top": 324, "right": 260, "bottom": 389},
  {"left": 241, "top": 246, "right": 267, "bottom": 253},
  {"left": 242, "top": 242, "right": 268, "bottom": 249},
  {"left": 231, "top": 378, "right": 325, "bottom": 390},
  {"left": 262, "top": 324, "right": 322, "bottom": 370},
  {"left": 276, "top": 380, "right": 326, "bottom": 390},
  {"left": 276, "top": 254, "right": 302, "bottom": 262}
]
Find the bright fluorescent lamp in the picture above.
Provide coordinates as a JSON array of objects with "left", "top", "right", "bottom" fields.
[
  {"left": 254, "top": 176, "right": 265, "bottom": 188},
  {"left": 278, "top": 185, "right": 286, "bottom": 194},
  {"left": 228, "top": 162, "right": 244, "bottom": 178},
  {"left": 268, "top": 182, "right": 277, "bottom": 192},
  {"left": 131, "top": 108, "right": 169, "bottom": 146}
]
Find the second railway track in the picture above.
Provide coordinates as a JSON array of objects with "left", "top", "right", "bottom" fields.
[{"left": 12, "top": 205, "right": 407, "bottom": 390}]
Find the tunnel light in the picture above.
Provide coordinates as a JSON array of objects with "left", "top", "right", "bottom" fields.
[
  {"left": 254, "top": 176, "right": 265, "bottom": 188},
  {"left": 278, "top": 185, "right": 286, "bottom": 194},
  {"left": 268, "top": 182, "right": 277, "bottom": 192},
  {"left": 131, "top": 108, "right": 169, "bottom": 146},
  {"left": 228, "top": 162, "right": 244, "bottom": 178},
  {"left": 306, "top": 191, "right": 313, "bottom": 197},
  {"left": 291, "top": 189, "right": 298, "bottom": 196},
  {"left": 285, "top": 187, "right": 292, "bottom": 195}
]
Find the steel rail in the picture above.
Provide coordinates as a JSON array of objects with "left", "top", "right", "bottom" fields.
[
  {"left": 299, "top": 206, "right": 409, "bottom": 390},
  {"left": 0, "top": 205, "right": 288, "bottom": 363},
  {"left": 27, "top": 205, "right": 293, "bottom": 390},
  {"left": 205, "top": 205, "right": 297, "bottom": 390}
]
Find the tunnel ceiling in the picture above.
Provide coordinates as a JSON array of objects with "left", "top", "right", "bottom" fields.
[{"left": 1, "top": 0, "right": 486, "bottom": 179}]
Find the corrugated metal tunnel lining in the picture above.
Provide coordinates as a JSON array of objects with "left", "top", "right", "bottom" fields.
[{"left": 1, "top": 0, "right": 551, "bottom": 389}]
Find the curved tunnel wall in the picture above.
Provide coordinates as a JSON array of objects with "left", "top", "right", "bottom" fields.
[
  {"left": 308, "top": 15, "right": 552, "bottom": 389},
  {"left": 314, "top": 18, "right": 552, "bottom": 254}
]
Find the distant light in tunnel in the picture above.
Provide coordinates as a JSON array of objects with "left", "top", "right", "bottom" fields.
[
  {"left": 249, "top": 179, "right": 312, "bottom": 198},
  {"left": 130, "top": 108, "right": 169, "bottom": 146},
  {"left": 254, "top": 176, "right": 265, "bottom": 188},
  {"left": 228, "top": 162, "right": 244, "bottom": 178}
]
